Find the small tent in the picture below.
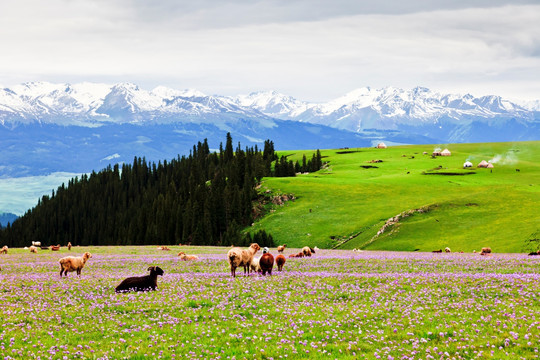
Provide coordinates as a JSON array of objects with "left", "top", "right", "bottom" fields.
[
  {"left": 478, "top": 160, "right": 489, "bottom": 168},
  {"left": 487, "top": 162, "right": 494, "bottom": 169},
  {"left": 377, "top": 142, "right": 387, "bottom": 149},
  {"left": 432, "top": 148, "right": 442, "bottom": 156},
  {"left": 463, "top": 161, "right": 473, "bottom": 168},
  {"left": 441, "top": 149, "right": 451, "bottom": 156}
]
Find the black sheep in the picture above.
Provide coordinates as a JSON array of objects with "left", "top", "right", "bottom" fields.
[{"left": 115, "top": 266, "right": 164, "bottom": 293}]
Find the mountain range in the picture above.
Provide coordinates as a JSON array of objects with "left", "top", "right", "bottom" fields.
[{"left": 1, "top": 82, "right": 539, "bottom": 178}]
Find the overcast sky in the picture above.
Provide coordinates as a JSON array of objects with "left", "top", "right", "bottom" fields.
[{"left": 0, "top": 0, "right": 539, "bottom": 102}]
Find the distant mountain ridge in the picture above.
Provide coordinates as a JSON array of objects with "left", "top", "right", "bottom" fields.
[{"left": 1, "top": 82, "right": 539, "bottom": 178}]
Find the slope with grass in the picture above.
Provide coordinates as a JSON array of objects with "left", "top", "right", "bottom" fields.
[{"left": 251, "top": 141, "right": 540, "bottom": 253}]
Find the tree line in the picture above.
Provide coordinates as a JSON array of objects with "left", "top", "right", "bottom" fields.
[{"left": 0, "top": 134, "right": 323, "bottom": 248}]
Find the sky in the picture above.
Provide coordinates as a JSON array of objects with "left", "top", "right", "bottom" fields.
[{"left": 0, "top": 0, "right": 539, "bottom": 102}]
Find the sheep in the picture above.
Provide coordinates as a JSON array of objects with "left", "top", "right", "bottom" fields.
[
  {"left": 115, "top": 266, "right": 165, "bottom": 293},
  {"left": 480, "top": 247, "right": 492, "bottom": 256},
  {"left": 432, "top": 249, "right": 442, "bottom": 253},
  {"left": 227, "top": 243, "right": 260, "bottom": 277},
  {"left": 32, "top": 241, "right": 41, "bottom": 247},
  {"left": 528, "top": 251, "right": 540, "bottom": 256},
  {"left": 263, "top": 247, "right": 269, "bottom": 254},
  {"left": 158, "top": 246, "right": 171, "bottom": 251},
  {"left": 277, "top": 244, "right": 287, "bottom": 253},
  {"left": 259, "top": 253, "right": 275, "bottom": 275},
  {"left": 444, "top": 247, "right": 451, "bottom": 253},
  {"left": 59, "top": 252, "right": 92, "bottom": 277},
  {"left": 51, "top": 245, "right": 60, "bottom": 251},
  {"left": 302, "top": 246, "right": 312, "bottom": 257},
  {"left": 250, "top": 256, "right": 261, "bottom": 273},
  {"left": 0, "top": 245, "right": 7, "bottom": 254},
  {"left": 29, "top": 245, "right": 38, "bottom": 253},
  {"left": 178, "top": 251, "right": 199, "bottom": 261},
  {"left": 275, "top": 254, "right": 286, "bottom": 271},
  {"left": 67, "top": 242, "right": 72, "bottom": 251}
]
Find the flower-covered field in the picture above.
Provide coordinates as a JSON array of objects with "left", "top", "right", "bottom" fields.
[{"left": 1, "top": 246, "right": 540, "bottom": 359}]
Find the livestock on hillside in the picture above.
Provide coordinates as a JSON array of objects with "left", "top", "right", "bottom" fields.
[
  {"left": 277, "top": 245, "right": 286, "bottom": 253},
  {"left": 227, "top": 243, "right": 260, "bottom": 277}
]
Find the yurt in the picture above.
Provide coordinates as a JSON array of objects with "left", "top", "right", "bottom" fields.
[
  {"left": 377, "top": 142, "right": 387, "bottom": 149},
  {"left": 441, "top": 149, "right": 451, "bottom": 156},
  {"left": 487, "top": 163, "right": 494, "bottom": 169},
  {"left": 463, "top": 161, "right": 473, "bottom": 168},
  {"left": 478, "top": 160, "right": 489, "bottom": 168},
  {"left": 432, "top": 148, "right": 442, "bottom": 156}
]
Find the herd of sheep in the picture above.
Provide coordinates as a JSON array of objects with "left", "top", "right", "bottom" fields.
[{"left": 0, "top": 241, "right": 312, "bottom": 291}]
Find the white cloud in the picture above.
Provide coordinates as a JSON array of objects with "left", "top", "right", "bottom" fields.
[{"left": 0, "top": 1, "right": 539, "bottom": 101}]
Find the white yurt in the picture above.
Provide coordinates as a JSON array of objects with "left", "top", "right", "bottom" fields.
[
  {"left": 441, "top": 149, "right": 451, "bottom": 156},
  {"left": 377, "top": 142, "right": 387, "bottom": 149},
  {"left": 463, "top": 161, "right": 473, "bottom": 168},
  {"left": 478, "top": 160, "right": 489, "bottom": 168}
]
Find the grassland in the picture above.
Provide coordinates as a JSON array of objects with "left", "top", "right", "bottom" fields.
[
  {"left": 251, "top": 141, "right": 540, "bottom": 253},
  {"left": 1, "top": 246, "right": 540, "bottom": 359}
]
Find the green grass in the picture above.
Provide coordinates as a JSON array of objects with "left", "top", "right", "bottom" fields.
[
  {"left": 250, "top": 141, "right": 540, "bottom": 252},
  {"left": 2, "top": 247, "right": 540, "bottom": 358}
]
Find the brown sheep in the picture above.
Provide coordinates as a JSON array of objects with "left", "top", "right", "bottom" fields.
[
  {"left": 67, "top": 242, "right": 72, "bottom": 251},
  {"left": 275, "top": 254, "right": 286, "bottom": 271},
  {"left": 444, "top": 247, "right": 451, "bottom": 253},
  {"left": 259, "top": 253, "right": 275, "bottom": 275},
  {"left": 480, "top": 247, "right": 492, "bottom": 255},
  {"left": 51, "top": 245, "right": 60, "bottom": 251},
  {"left": 178, "top": 251, "right": 199, "bottom": 261},
  {"left": 277, "top": 244, "right": 287, "bottom": 253},
  {"left": 59, "top": 252, "right": 92, "bottom": 277},
  {"left": 0, "top": 245, "right": 8, "bottom": 254},
  {"left": 227, "top": 243, "right": 260, "bottom": 277},
  {"left": 29, "top": 245, "right": 38, "bottom": 253},
  {"left": 302, "top": 246, "right": 312, "bottom": 257}
]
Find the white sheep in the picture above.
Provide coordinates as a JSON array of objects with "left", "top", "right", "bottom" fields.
[
  {"left": 32, "top": 241, "right": 41, "bottom": 247},
  {"left": 444, "top": 247, "right": 451, "bottom": 253},
  {"left": 29, "top": 245, "right": 38, "bottom": 253},
  {"left": 227, "top": 243, "right": 260, "bottom": 277},
  {"left": 250, "top": 256, "right": 261, "bottom": 273},
  {"left": 59, "top": 252, "right": 92, "bottom": 277}
]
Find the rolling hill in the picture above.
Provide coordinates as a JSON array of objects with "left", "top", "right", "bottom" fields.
[{"left": 251, "top": 141, "right": 540, "bottom": 253}]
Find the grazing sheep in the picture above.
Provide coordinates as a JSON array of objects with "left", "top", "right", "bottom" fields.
[
  {"left": 480, "top": 247, "right": 492, "bottom": 255},
  {"left": 302, "top": 246, "right": 312, "bottom": 257},
  {"left": 277, "top": 244, "right": 287, "bottom": 253},
  {"left": 250, "top": 256, "right": 261, "bottom": 273},
  {"left": 259, "top": 253, "right": 275, "bottom": 275},
  {"left": 29, "top": 245, "right": 38, "bottom": 253},
  {"left": 432, "top": 249, "right": 442, "bottom": 253},
  {"left": 263, "top": 247, "right": 269, "bottom": 254},
  {"left": 158, "top": 246, "right": 171, "bottom": 251},
  {"left": 67, "top": 242, "right": 72, "bottom": 251},
  {"left": 444, "top": 247, "right": 451, "bottom": 253},
  {"left": 275, "top": 254, "right": 286, "bottom": 271},
  {"left": 227, "top": 243, "right": 260, "bottom": 277},
  {"left": 528, "top": 251, "right": 540, "bottom": 256},
  {"left": 51, "top": 245, "right": 60, "bottom": 251},
  {"left": 115, "top": 266, "right": 165, "bottom": 293},
  {"left": 177, "top": 251, "right": 199, "bottom": 261},
  {"left": 59, "top": 252, "right": 92, "bottom": 277},
  {"left": 32, "top": 241, "right": 41, "bottom": 247},
  {"left": 0, "top": 245, "right": 8, "bottom": 254}
]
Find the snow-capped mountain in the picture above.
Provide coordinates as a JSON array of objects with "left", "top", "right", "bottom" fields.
[{"left": 1, "top": 81, "right": 540, "bottom": 178}]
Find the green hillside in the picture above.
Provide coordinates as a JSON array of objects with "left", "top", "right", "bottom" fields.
[{"left": 250, "top": 141, "right": 540, "bottom": 253}]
